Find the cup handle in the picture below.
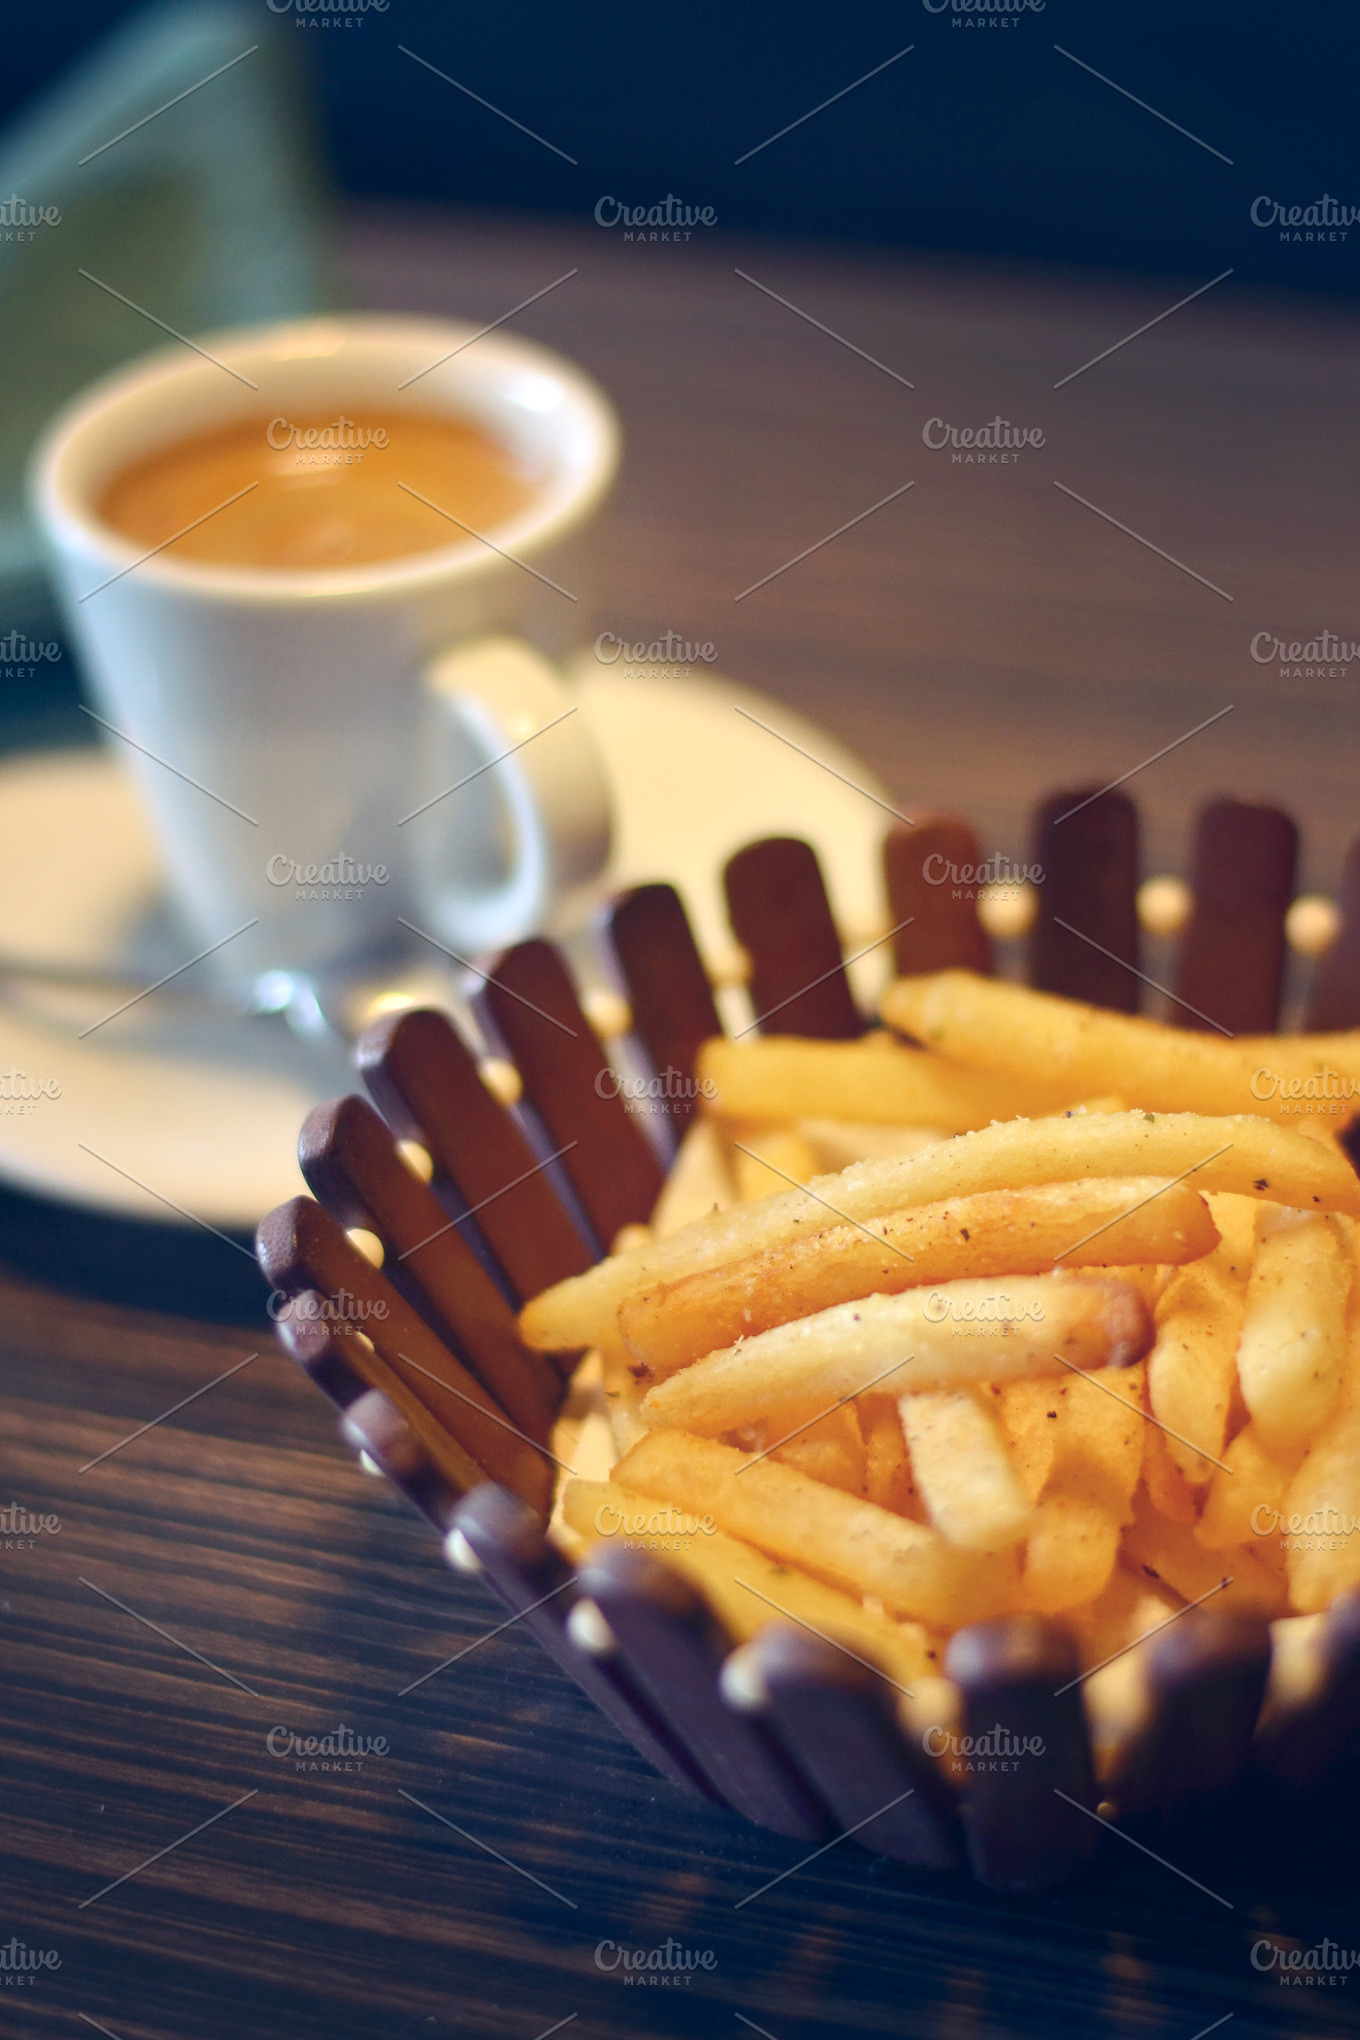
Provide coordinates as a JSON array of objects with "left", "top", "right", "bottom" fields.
[{"left": 412, "top": 635, "right": 614, "bottom": 953}]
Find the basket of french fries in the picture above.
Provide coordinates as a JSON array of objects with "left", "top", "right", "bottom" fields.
[{"left": 257, "top": 799, "right": 1360, "bottom": 1893}]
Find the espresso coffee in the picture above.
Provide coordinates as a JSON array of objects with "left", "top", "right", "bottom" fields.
[{"left": 98, "top": 411, "right": 538, "bottom": 570}]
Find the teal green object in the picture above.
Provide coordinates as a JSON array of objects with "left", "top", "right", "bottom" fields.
[{"left": 0, "top": 0, "right": 338, "bottom": 616}]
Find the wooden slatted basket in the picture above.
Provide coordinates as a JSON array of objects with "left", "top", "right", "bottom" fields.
[{"left": 256, "top": 788, "right": 1360, "bottom": 1893}]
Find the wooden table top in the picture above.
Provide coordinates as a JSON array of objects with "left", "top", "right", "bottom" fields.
[
  {"left": 344, "top": 203, "right": 1360, "bottom": 891},
  {"left": 7, "top": 208, "right": 1360, "bottom": 2040}
]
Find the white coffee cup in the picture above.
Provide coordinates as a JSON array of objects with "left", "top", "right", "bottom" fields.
[{"left": 29, "top": 313, "right": 620, "bottom": 990}]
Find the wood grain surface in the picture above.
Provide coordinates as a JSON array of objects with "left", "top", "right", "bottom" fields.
[
  {"left": 7, "top": 208, "right": 1360, "bottom": 2040},
  {"left": 343, "top": 205, "right": 1360, "bottom": 894},
  {"left": 4, "top": 1270, "right": 1360, "bottom": 2040}
]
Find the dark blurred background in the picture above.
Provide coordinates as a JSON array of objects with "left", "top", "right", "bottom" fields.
[
  {"left": 4, "top": 0, "right": 1358, "bottom": 294},
  {"left": 0, "top": 0, "right": 1356, "bottom": 1309}
]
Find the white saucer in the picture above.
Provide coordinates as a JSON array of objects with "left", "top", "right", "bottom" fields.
[{"left": 0, "top": 662, "right": 894, "bottom": 1231}]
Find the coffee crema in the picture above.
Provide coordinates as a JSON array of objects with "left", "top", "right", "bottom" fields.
[{"left": 98, "top": 411, "right": 538, "bottom": 570}]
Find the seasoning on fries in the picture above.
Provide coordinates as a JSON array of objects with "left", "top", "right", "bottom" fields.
[
  {"left": 619, "top": 1177, "right": 1216, "bottom": 1382},
  {"left": 536, "top": 969, "right": 1360, "bottom": 1776},
  {"left": 882, "top": 969, "right": 1360, "bottom": 1125},
  {"left": 521, "top": 1105, "right": 1360, "bottom": 1354}
]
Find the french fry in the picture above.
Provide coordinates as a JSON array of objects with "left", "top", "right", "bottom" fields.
[
  {"left": 1259, "top": 1611, "right": 1330, "bottom": 1731},
  {"left": 560, "top": 1477, "right": 939, "bottom": 1690},
  {"left": 618, "top": 1177, "right": 1217, "bottom": 1382},
  {"left": 1082, "top": 1653, "right": 1152, "bottom": 1782},
  {"left": 769, "top": 1404, "right": 865, "bottom": 1494},
  {"left": 597, "top": 1330, "right": 648, "bottom": 1455},
  {"left": 1020, "top": 1488, "right": 1121, "bottom": 1614},
  {"left": 899, "top": 1389, "right": 1033, "bottom": 1550},
  {"left": 993, "top": 1378, "right": 1060, "bottom": 1504},
  {"left": 883, "top": 970, "right": 1360, "bottom": 1125},
  {"left": 1065, "top": 1562, "right": 1183, "bottom": 1674},
  {"left": 649, "top": 1117, "right": 737, "bottom": 1238},
  {"left": 1140, "top": 1421, "right": 1201, "bottom": 1529},
  {"left": 1073, "top": 1568, "right": 1186, "bottom": 1779},
  {"left": 1237, "top": 1208, "right": 1352, "bottom": 1453},
  {"left": 730, "top": 1124, "right": 819, "bottom": 1203},
  {"left": 1204, "top": 1192, "right": 1259, "bottom": 1285},
  {"left": 640, "top": 1275, "right": 1152, "bottom": 1437},
  {"left": 1343, "top": 1211, "right": 1360, "bottom": 1274},
  {"left": 1002, "top": 1362, "right": 1143, "bottom": 1613},
  {"left": 794, "top": 1119, "right": 948, "bottom": 1172},
  {"left": 1147, "top": 1261, "right": 1244, "bottom": 1486},
  {"left": 698, "top": 1031, "right": 1068, "bottom": 1131},
  {"left": 1195, "top": 1422, "right": 1302, "bottom": 1552},
  {"left": 897, "top": 1676, "right": 963, "bottom": 1777},
  {"left": 530, "top": 975, "right": 1360, "bottom": 1662},
  {"left": 547, "top": 1353, "right": 618, "bottom": 1555},
  {"left": 1100, "top": 1264, "right": 1167, "bottom": 1312},
  {"left": 993, "top": 1362, "right": 1146, "bottom": 1518},
  {"left": 1281, "top": 1354, "right": 1360, "bottom": 1614},
  {"left": 1122, "top": 1487, "right": 1288, "bottom": 1617},
  {"left": 612, "top": 1431, "right": 1018, "bottom": 1625},
  {"left": 1049, "top": 1362, "right": 1146, "bottom": 1518},
  {"left": 861, "top": 1397, "right": 921, "bottom": 1516},
  {"left": 520, "top": 1110, "right": 1360, "bottom": 1353}
]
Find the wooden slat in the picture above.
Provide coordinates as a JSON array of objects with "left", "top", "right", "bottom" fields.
[
  {"left": 451, "top": 1485, "right": 715, "bottom": 1800},
  {"left": 267, "top": 1275, "right": 484, "bottom": 1508},
  {"left": 606, "top": 882, "right": 724, "bottom": 1125},
  {"left": 475, "top": 939, "right": 665, "bottom": 1251},
  {"left": 357, "top": 1006, "right": 593, "bottom": 1306},
  {"left": 1257, "top": 1589, "right": 1360, "bottom": 1796},
  {"left": 338, "top": 1387, "right": 462, "bottom": 1533},
  {"left": 883, "top": 817, "right": 993, "bottom": 977},
  {"left": 1111, "top": 1611, "right": 1270, "bottom": 1819},
  {"left": 576, "top": 1545, "right": 830, "bottom": 1839},
  {"left": 1028, "top": 788, "right": 1141, "bottom": 1012},
  {"left": 730, "top": 1625, "right": 962, "bottom": 1868},
  {"left": 945, "top": 1616, "right": 1098, "bottom": 1892},
  {"left": 272, "top": 1293, "right": 371, "bottom": 1412},
  {"left": 1306, "top": 835, "right": 1360, "bottom": 1030},
  {"left": 1173, "top": 799, "right": 1297, "bottom": 1033},
  {"left": 256, "top": 1196, "right": 553, "bottom": 1515},
  {"left": 297, "top": 1095, "right": 561, "bottom": 1443},
  {"left": 724, "top": 836, "right": 862, "bottom": 1039}
]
